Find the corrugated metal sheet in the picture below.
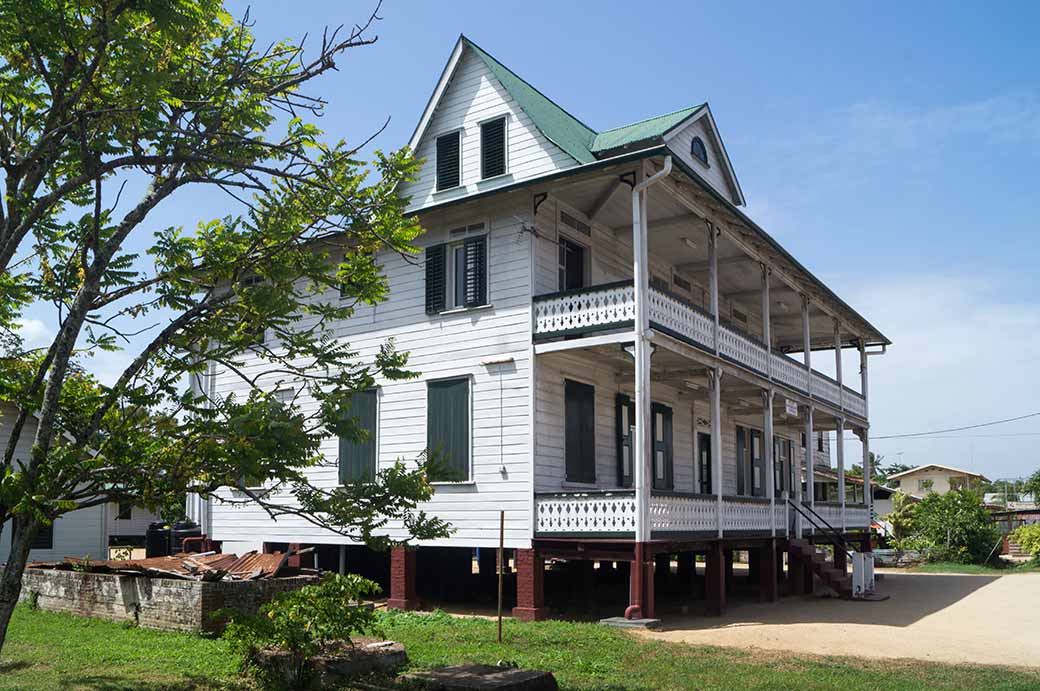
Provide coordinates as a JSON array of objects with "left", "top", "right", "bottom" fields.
[{"left": 29, "top": 547, "right": 310, "bottom": 581}]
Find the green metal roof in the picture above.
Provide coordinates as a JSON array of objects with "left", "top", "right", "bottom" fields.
[
  {"left": 590, "top": 106, "right": 702, "bottom": 153},
  {"left": 462, "top": 37, "right": 597, "bottom": 164},
  {"left": 460, "top": 38, "right": 703, "bottom": 162}
]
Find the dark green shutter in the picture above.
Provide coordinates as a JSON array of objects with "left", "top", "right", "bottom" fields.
[
  {"left": 464, "top": 235, "right": 487, "bottom": 307},
  {"left": 698, "top": 432, "right": 712, "bottom": 494},
  {"left": 616, "top": 394, "right": 634, "bottom": 487},
  {"left": 339, "top": 389, "right": 377, "bottom": 484},
  {"left": 436, "top": 131, "right": 460, "bottom": 190},
  {"left": 751, "top": 429, "right": 764, "bottom": 497},
  {"left": 425, "top": 244, "right": 446, "bottom": 314},
  {"left": 428, "top": 378, "right": 469, "bottom": 481},
  {"left": 480, "top": 117, "right": 506, "bottom": 179},
  {"left": 565, "top": 380, "right": 595, "bottom": 483},
  {"left": 736, "top": 426, "right": 747, "bottom": 496},
  {"left": 651, "top": 403, "right": 673, "bottom": 490}
]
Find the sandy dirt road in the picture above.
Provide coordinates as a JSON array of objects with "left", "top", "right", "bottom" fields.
[{"left": 639, "top": 571, "right": 1040, "bottom": 668}]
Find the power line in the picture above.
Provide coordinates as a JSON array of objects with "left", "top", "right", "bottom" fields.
[
  {"left": 862, "top": 411, "right": 1040, "bottom": 440},
  {"left": 843, "top": 432, "right": 1040, "bottom": 441}
]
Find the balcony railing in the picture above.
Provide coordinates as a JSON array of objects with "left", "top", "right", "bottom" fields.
[
  {"left": 534, "top": 491, "right": 868, "bottom": 537},
  {"left": 533, "top": 282, "right": 866, "bottom": 418}
]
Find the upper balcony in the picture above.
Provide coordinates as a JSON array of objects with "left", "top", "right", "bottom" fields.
[{"left": 532, "top": 281, "right": 867, "bottom": 420}]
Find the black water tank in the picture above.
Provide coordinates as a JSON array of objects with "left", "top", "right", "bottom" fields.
[
  {"left": 145, "top": 521, "right": 170, "bottom": 558},
  {"left": 170, "top": 520, "right": 202, "bottom": 554}
]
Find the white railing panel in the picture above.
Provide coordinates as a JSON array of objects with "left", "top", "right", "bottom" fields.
[
  {"left": 770, "top": 352, "right": 809, "bottom": 392},
  {"left": 811, "top": 502, "right": 843, "bottom": 529},
  {"left": 718, "top": 325, "right": 769, "bottom": 375},
  {"left": 811, "top": 371, "right": 842, "bottom": 409},
  {"left": 844, "top": 390, "right": 867, "bottom": 418},
  {"left": 721, "top": 499, "right": 774, "bottom": 532},
  {"left": 649, "top": 494, "right": 716, "bottom": 533},
  {"left": 846, "top": 504, "right": 870, "bottom": 529},
  {"left": 534, "top": 492, "right": 636, "bottom": 535},
  {"left": 648, "top": 290, "right": 714, "bottom": 347},
  {"left": 774, "top": 502, "right": 787, "bottom": 533},
  {"left": 532, "top": 283, "right": 636, "bottom": 336}
]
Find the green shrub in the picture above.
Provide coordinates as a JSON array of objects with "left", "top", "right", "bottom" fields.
[
  {"left": 1011, "top": 524, "right": 1040, "bottom": 561},
  {"left": 910, "top": 490, "right": 1001, "bottom": 564},
  {"left": 220, "top": 572, "right": 382, "bottom": 688}
]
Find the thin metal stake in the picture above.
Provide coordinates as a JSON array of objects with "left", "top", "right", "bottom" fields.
[{"left": 497, "top": 510, "right": 504, "bottom": 643}]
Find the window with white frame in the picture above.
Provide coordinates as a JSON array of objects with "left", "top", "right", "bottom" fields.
[{"left": 424, "top": 223, "right": 488, "bottom": 313}]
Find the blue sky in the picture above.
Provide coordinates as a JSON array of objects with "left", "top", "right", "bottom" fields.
[{"left": 20, "top": 2, "right": 1040, "bottom": 478}]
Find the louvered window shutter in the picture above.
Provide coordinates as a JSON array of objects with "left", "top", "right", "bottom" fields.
[
  {"left": 436, "top": 132, "right": 460, "bottom": 190},
  {"left": 425, "top": 244, "right": 446, "bottom": 314},
  {"left": 339, "top": 389, "right": 377, "bottom": 484},
  {"left": 480, "top": 118, "right": 506, "bottom": 179},
  {"left": 427, "top": 378, "right": 470, "bottom": 481},
  {"left": 463, "top": 235, "right": 487, "bottom": 307},
  {"left": 565, "top": 380, "right": 596, "bottom": 484}
]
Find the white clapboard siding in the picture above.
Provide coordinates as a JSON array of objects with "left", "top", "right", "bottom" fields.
[
  {"left": 106, "top": 504, "right": 160, "bottom": 539},
  {"left": 206, "top": 197, "right": 536, "bottom": 552},
  {"left": 665, "top": 116, "right": 741, "bottom": 205},
  {"left": 398, "top": 47, "right": 576, "bottom": 212},
  {"left": 0, "top": 404, "right": 107, "bottom": 562}
]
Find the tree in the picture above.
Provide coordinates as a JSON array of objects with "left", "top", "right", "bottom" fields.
[
  {"left": 911, "top": 490, "right": 1000, "bottom": 564},
  {"left": 1023, "top": 469, "right": 1040, "bottom": 502},
  {"left": 884, "top": 492, "right": 918, "bottom": 542},
  {"left": 0, "top": 0, "right": 450, "bottom": 655}
]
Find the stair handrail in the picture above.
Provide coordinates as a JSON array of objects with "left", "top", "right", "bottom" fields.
[{"left": 787, "top": 499, "right": 855, "bottom": 559}]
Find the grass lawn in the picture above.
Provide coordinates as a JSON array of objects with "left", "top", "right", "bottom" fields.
[
  {"left": 4, "top": 604, "right": 1040, "bottom": 690},
  {"left": 909, "top": 560, "right": 1040, "bottom": 575}
]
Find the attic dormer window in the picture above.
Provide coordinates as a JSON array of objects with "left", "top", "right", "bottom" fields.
[
  {"left": 436, "top": 130, "right": 461, "bottom": 191},
  {"left": 690, "top": 136, "right": 708, "bottom": 166},
  {"left": 480, "top": 117, "right": 507, "bottom": 179}
]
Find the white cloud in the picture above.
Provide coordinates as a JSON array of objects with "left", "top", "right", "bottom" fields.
[
  {"left": 15, "top": 318, "right": 53, "bottom": 350},
  {"left": 839, "top": 273, "right": 1040, "bottom": 479}
]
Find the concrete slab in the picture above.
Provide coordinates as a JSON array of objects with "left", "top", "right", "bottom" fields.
[
  {"left": 404, "top": 664, "right": 557, "bottom": 690},
  {"left": 599, "top": 616, "right": 662, "bottom": 629}
]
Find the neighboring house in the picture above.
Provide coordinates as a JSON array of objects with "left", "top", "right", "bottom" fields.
[
  {"left": 0, "top": 404, "right": 160, "bottom": 563},
  {"left": 191, "top": 36, "right": 890, "bottom": 619},
  {"left": 813, "top": 468, "right": 903, "bottom": 535},
  {"left": 887, "top": 464, "right": 988, "bottom": 496}
]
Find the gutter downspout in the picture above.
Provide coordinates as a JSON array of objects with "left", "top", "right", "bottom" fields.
[{"left": 626, "top": 155, "right": 672, "bottom": 620}]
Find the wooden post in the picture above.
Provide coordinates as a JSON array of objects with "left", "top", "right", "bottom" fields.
[
  {"left": 764, "top": 390, "right": 775, "bottom": 536},
  {"left": 338, "top": 544, "right": 346, "bottom": 575},
  {"left": 806, "top": 406, "right": 815, "bottom": 534},
  {"left": 705, "top": 541, "right": 727, "bottom": 616},
  {"left": 632, "top": 180, "right": 652, "bottom": 549},
  {"left": 759, "top": 540, "right": 779, "bottom": 602},
  {"left": 710, "top": 366, "right": 723, "bottom": 538},
  {"left": 497, "top": 512, "right": 504, "bottom": 641},
  {"left": 860, "top": 341, "right": 872, "bottom": 531},
  {"left": 837, "top": 416, "right": 846, "bottom": 532}
]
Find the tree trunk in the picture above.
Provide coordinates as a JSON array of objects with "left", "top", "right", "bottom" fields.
[{"left": 0, "top": 516, "right": 36, "bottom": 659}]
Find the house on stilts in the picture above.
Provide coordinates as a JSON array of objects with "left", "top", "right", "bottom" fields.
[{"left": 189, "top": 36, "right": 890, "bottom": 620}]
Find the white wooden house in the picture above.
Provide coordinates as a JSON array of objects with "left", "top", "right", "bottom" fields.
[
  {"left": 0, "top": 404, "right": 162, "bottom": 564},
  {"left": 192, "top": 36, "right": 888, "bottom": 619}
]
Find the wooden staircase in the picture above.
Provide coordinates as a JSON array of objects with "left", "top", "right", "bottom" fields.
[{"left": 789, "top": 539, "right": 853, "bottom": 598}]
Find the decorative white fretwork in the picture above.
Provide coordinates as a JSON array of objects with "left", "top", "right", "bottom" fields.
[
  {"left": 719, "top": 325, "right": 769, "bottom": 375},
  {"left": 649, "top": 494, "right": 716, "bottom": 533},
  {"left": 534, "top": 492, "right": 636, "bottom": 534},
  {"left": 770, "top": 351, "right": 810, "bottom": 392},
  {"left": 647, "top": 290, "right": 714, "bottom": 347},
  {"left": 721, "top": 498, "right": 775, "bottom": 532},
  {"left": 533, "top": 284, "right": 635, "bottom": 336}
]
